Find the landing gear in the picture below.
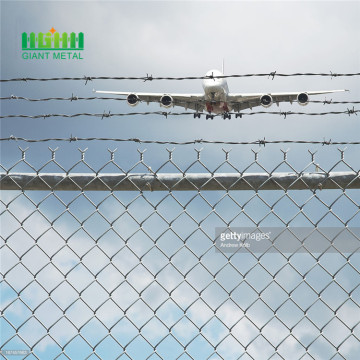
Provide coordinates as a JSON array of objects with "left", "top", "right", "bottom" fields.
[
  {"left": 235, "top": 113, "right": 242, "bottom": 118},
  {"left": 222, "top": 113, "right": 231, "bottom": 120},
  {"left": 206, "top": 114, "right": 214, "bottom": 120},
  {"left": 193, "top": 113, "right": 201, "bottom": 118}
]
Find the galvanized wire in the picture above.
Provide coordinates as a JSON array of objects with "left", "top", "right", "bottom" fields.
[
  {"left": 1, "top": 136, "right": 360, "bottom": 146},
  {"left": 1, "top": 108, "right": 359, "bottom": 119},
  {"left": 1, "top": 71, "right": 360, "bottom": 82}
]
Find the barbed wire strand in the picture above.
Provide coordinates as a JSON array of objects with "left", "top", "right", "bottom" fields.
[
  {"left": 1, "top": 109, "right": 359, "bottom": 119},
  {"left": 1, "top": 136, "right": 359, "bottom": 146},
  {"left": 1, "top": 95, "right": 359, "bottom": 105},
  {"left": 1, "top": 72, "right": 360, "bottom": 83}
]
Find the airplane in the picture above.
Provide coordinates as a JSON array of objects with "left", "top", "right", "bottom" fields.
[{"left": 94, "top": 69, "right": 348, "bottom": 119}]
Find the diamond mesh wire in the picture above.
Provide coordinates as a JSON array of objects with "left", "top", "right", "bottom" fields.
[{"left": 1, "top": 145, "right": 360, "bottom": 360}]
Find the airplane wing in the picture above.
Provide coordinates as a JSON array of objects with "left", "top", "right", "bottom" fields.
[
  {"left": 228, "top": 90, "right": 348, "bottom": 112},
  {"left": 94, "top": 90, "right": 205, "bottom": 112}
]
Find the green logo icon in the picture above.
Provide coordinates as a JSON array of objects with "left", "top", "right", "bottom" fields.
[{"left": 22, "top": 28, "right": 84, "bottom": 50}]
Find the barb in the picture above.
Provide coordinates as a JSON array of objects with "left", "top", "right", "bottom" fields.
[
  {"left": 268, "top": 71, "right": 277, "bottom": 80},
  {"left": 83, "top": 76, "right": 92, "bottom": 85},
  {"left": 101, "top": 111, "right": 111, "bottom": 120},
  {"left": 144, "top": 73, "right": 153, "bottom": 82},
  {"left": 280, "top": 111, "right": 290, "bottom": 119},
  {"left": 1, "top": 72, "right": 360, "bottom": 82},
  {"left": 347, "top": 106, "right": 358, "bottom": 116},
  {"left": 69, "top": 134, "right": 78, "bottom": 143},
  {"left": 2, "top": 95, "right": 359, "bottom": 105},
  {"left": 322, "top": 138, "right": 332, "bottom": 146},
  {"left": 70, "top": 93, "right": 78, "bottom": 101},
  {"left": 258, "top": 137, "right": 267, "bottom": 147},
  {"left": 2, "top": 136, "right": 360, "bottom": 145}
]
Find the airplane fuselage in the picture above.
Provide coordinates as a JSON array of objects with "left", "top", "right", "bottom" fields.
[{"left": 202, "top": 69, "right": 230, "bottom": 114}]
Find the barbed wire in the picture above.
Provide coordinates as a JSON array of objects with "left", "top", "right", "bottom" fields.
[
  {"left": 1, "top": 95, "right": 359, "bottom": 105},
  {"left": 2, "top": 135, "right": 359, "bottom": 146},
  {"left": 1, "top": 71, "right": 359, "bottom": 83},
  {"left": 0, "top": 95, "right": 125, "bottom": 102},
  {"left": 1, "top": 108, "right": 359, "bottom": 119},
  {"left": 312, "top": 100, "right": 360, "bottom": 104}
]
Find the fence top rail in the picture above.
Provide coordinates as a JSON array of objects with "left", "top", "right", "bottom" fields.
[{"left": 1, "top": 171, "right": 359, "bottom": 191}]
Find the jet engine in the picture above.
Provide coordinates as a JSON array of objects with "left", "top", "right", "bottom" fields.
[
  {"left": 297, "top": 92, "right": 309, "bottom": 106},
  {"left": 127, "top": 94, "right": 140, "bottom": 106},
  {"left": 160, "top": 95, "right": 173, "bottom": 108},
  {"left": 260, "top": 94, "right": 273, "bottom": 108}
]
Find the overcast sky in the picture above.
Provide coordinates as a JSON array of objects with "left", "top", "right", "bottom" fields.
[
  {"left": 1, "top": 0, "right": 359, "bottom": 148},
  {"left": 1, "top": 0, "right": 359, "bottom": 171},
  {"left": 1, "top": 1, "right": 360, "bottom": 359}
]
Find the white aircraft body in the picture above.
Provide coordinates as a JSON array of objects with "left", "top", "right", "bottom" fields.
[{"left": 95, "top": 69, "right": 347, "bottom": 119}]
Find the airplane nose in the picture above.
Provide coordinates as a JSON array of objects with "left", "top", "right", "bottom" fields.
[
  {"left": 202, "top": 77, "right": 222, "bottom": 90},
  {"left": 202, "top": 69, "right": 225, "bottom": 92}
]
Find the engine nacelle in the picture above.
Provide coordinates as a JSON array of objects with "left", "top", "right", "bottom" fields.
[
  {"left": 160, "top": 95, "right": 173, "bottom": 108},
  {"left": 127, "top": 94, "right": 140, "bottom": 106},
  {"left": 260, "top": 94, "right": 273, "bottom": 108},
  {"left": 297, "top": 92, "right": 309, "bottom": 106}
]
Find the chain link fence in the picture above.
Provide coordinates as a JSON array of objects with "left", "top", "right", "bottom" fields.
[{"left": 1, "top": 145, "right": 360, "bottom": 359}]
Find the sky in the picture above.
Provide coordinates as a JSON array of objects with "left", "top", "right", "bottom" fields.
[
  {"left": 1, "top": 1, "right": 360, "bottom": 359},
  {"left": 1, "top": 0, "right": 359, "bottom": 168},
  {"left": 1, "top": 0, "right": 359, "bottom": 144}
]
